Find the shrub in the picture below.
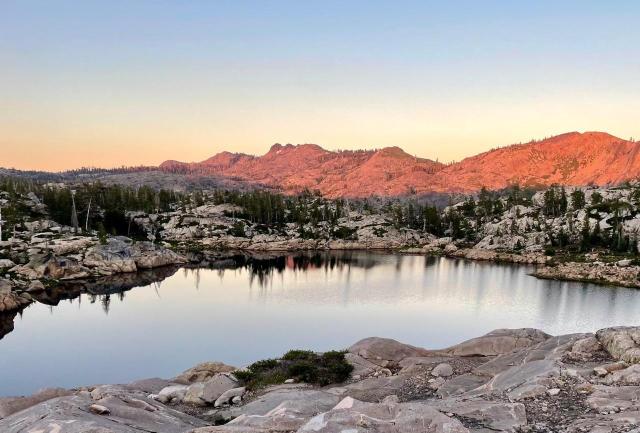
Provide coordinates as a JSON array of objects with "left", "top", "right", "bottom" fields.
[
  {"left": 227, "top": 221, "right": 246, "bottom": 237},
  {"left": 332, "top": 226, "right": 357, "bottom": 240},
  {"left": 97, "top": 223, "right": 108, "bottom": 245},
  {"left": 236, "top": 349, "right": 353, "bottom": 390},
  {"left": 282, "top": 349, "right": 316, "bottom": 361},
  {"left": 372, "top": 227, "right": 387, "bottom": 237}
]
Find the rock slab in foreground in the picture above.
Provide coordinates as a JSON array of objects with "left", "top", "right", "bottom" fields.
[{"left": 5, "top": 326, "right": 640, "bottom": 432}]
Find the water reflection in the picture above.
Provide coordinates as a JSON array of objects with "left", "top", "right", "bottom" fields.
[
  {"left": 1, "top": 252, "right": 639, "bottom": 396},
  {"left": 200, "top": 251, "right": 380, "bottom": 289}
]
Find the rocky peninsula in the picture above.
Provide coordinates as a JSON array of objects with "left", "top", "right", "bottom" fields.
[{"left": 2, "top": 326, "right": 640, "bottom": 432}]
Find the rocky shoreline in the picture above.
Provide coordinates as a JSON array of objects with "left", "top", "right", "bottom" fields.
[
  {"left": 3, "top": 229, "right": 640, "bottom": 320},
  {"left": 4, "top": 183, "right": 640, "bottom": 319},
  {"left": 3, "top": 326, "right": 640, "bottom": 432},
  {"left": 532, "top": 261, "right": 640, "bottom": 289}
]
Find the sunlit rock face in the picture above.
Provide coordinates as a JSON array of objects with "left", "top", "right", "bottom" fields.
[{"left": 160, "top": 132, "right": 640, "bottom": 197}]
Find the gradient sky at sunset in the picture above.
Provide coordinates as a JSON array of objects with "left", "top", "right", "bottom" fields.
[{"left": 2, "top": 0, "right": 639, "bottom": 170}]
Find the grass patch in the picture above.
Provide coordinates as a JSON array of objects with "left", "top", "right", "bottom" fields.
[{"left": 234, "top": 349, "right": 353, "bottom": 390}]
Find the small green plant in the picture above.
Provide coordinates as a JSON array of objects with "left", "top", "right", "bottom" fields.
[
  {"left": 227, "top": 221, "right": 246, "bottom": 237},
  {"left": 332, "top": 226, "right": 357, "bottom": 240},
  {"left": 235, "top": 349, "right": 353, "bottom": 390},
  {"left": 97, "top": 223, "right": 108, "bottom": 245},
  {"left": 372, "top": 227, "right": 387, "bottom": 237}
]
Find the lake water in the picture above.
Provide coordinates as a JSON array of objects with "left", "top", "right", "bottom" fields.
[{"left": 1, "top": 252, "right": 640, "bottom": 396}]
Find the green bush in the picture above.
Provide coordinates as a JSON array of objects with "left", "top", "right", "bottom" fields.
[
  {"left": 236, "top": 349, "right": 353, "bottom": 390},
  {"left": 227, "top": 221, "right": 246, "bottom": 237},
  {"left": 282, "top": 349, "right": 316, "bottom": 361},
  {"left": 332, "top": 226, "right": 357, "bottom": 240},
  {"left": 372, "top": 227, "right": 387, "bottom": 237}
]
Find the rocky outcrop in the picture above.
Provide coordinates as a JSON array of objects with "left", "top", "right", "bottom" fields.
[
  {"left": 83, "top": 238, "right": 138, "bottom": 274},
  {"left": 0, "top": 387, "right": 71, "bottom": 418},
  {"left": 0, "top": 391, "right": 207, "bottom": 433},
  {"left": 183, "top": 375, "right": 239, "bottom": 406},
  {"left": 534, "top": 262, "right": 640, "bottom": 288},
  {"left": 131, "top": 242, "right": 187, "bottom": 269},
  {"left": 84, "top": 238, "right": 187, "bottom": 275},
  {"left": 0, "top": 279, "right": 30, "bottom": 313},
  {"left": 596, "top": 326, "right": 640, "bottom": 363},
  {"left": 174, "top": 362, "right": 237, "bottom": 384},
  {"left": 448, "top": 247, "right": 548, "bottom": 265},
  {"left": 4, "top": 236, "right": 186, "bottom": 306},
  {"left": 348, "top": 337, "right": 431, "bottom": 366},
  {"left": 6, "top": 327, "right": 640, "bottom": 432},
  {"left": 445, "top": 328, "right": 551, "bottom": 357}
]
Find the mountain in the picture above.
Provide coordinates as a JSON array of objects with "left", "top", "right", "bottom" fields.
[
  {"left": 160, "top": 143, "right": 444, "bottom": 197},
  {"left": 431, "top": 132, "right": 640, "bottom": 192},
  {"left": 157, "top": 131, "right": 639, "bottom": 197},
  {"left": 140, "top": 132, "right": 640, "bottom": 197}
]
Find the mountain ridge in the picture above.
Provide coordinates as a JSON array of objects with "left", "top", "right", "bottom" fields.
[{"left": 159, "top": 131, "right": 640, "bottom": 197}]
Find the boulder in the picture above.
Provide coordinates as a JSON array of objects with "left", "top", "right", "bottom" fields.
[
  {"left": 594, "top": 361, "right": 628, "bottom": 377},
  {"left": 0, "top": 280, "right": 30, "bottom": 312},
  {"left": 201, "top": 375, "right": 239, "bottom": 404},
  {"left": 596, "top": 326, "right": 640, "bottom": 364},
  {"left": 156, "top": 385, "right": 189, "bottom": 404},
  {"left": 344, "top": 353, "right": 382, "bottom": 377},
  {"left": 0, "top": 278, "right": 12, "bottom": 295},
  {"left": 88, "top": 403, "right": 110, "bottom": 415},
  {"left": 131, "top": 242, "right": 186, "bottom": 269},
  {"left": 348, "top": 337, "right": 430, "bottom": 366},
  {"left": 48, "top": 236, "right": 96, "bottom": 255},
  {"left": 83, "top": 239, "right": 138, "bottom": 274},
  {"left": 604, "top": 364, "right": 640, "bottom": 385},
  {"left": 174, "top": 361, "right": 237, "bottom": 384},
  {"left": 0, "top": 259, "right": 16, "bottom": 269},
  {"left": 184, "top": 374, "right": 238, "bottom": 406},
  {"left": 443, "top": 243, "right": 459, "bottom": 253},
  {"left": 17, "top": 254, "right": 89, "bottom": 280},
  {"left": 26, "top": 280, "right": 45, "bottom": 293},
  {"left": 587, "top": 385, "right": 640, "bottom": 413},
  {"left": 446, "top": 328, "right": 551, "bottom": 357},
  {"left": 571, "top": 335, "right": 602, "bottom": 355},
  {"left": 214, "top": 387, "right": 246, "bottom": 407},
  {"left": 183, "top": 382, "right": 206, "bottom": 406},
  {"left": 126, "top": 377, "right": 176, "bottom": 395},
  {"left": 431, "top": 363, "right": 454, "bottom": 377}
]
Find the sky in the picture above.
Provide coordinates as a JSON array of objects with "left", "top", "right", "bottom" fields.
[{"left": 1, "top": 0, "right": 639, "bottom": 171}]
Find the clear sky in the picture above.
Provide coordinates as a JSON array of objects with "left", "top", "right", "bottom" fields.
[{"left": 1, "top": 0, "right": 639, "bottom": 170}]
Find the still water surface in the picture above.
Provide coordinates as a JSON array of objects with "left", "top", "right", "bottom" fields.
[{"left": 1, "top": 252, "right": 639, "bottom": 396}]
